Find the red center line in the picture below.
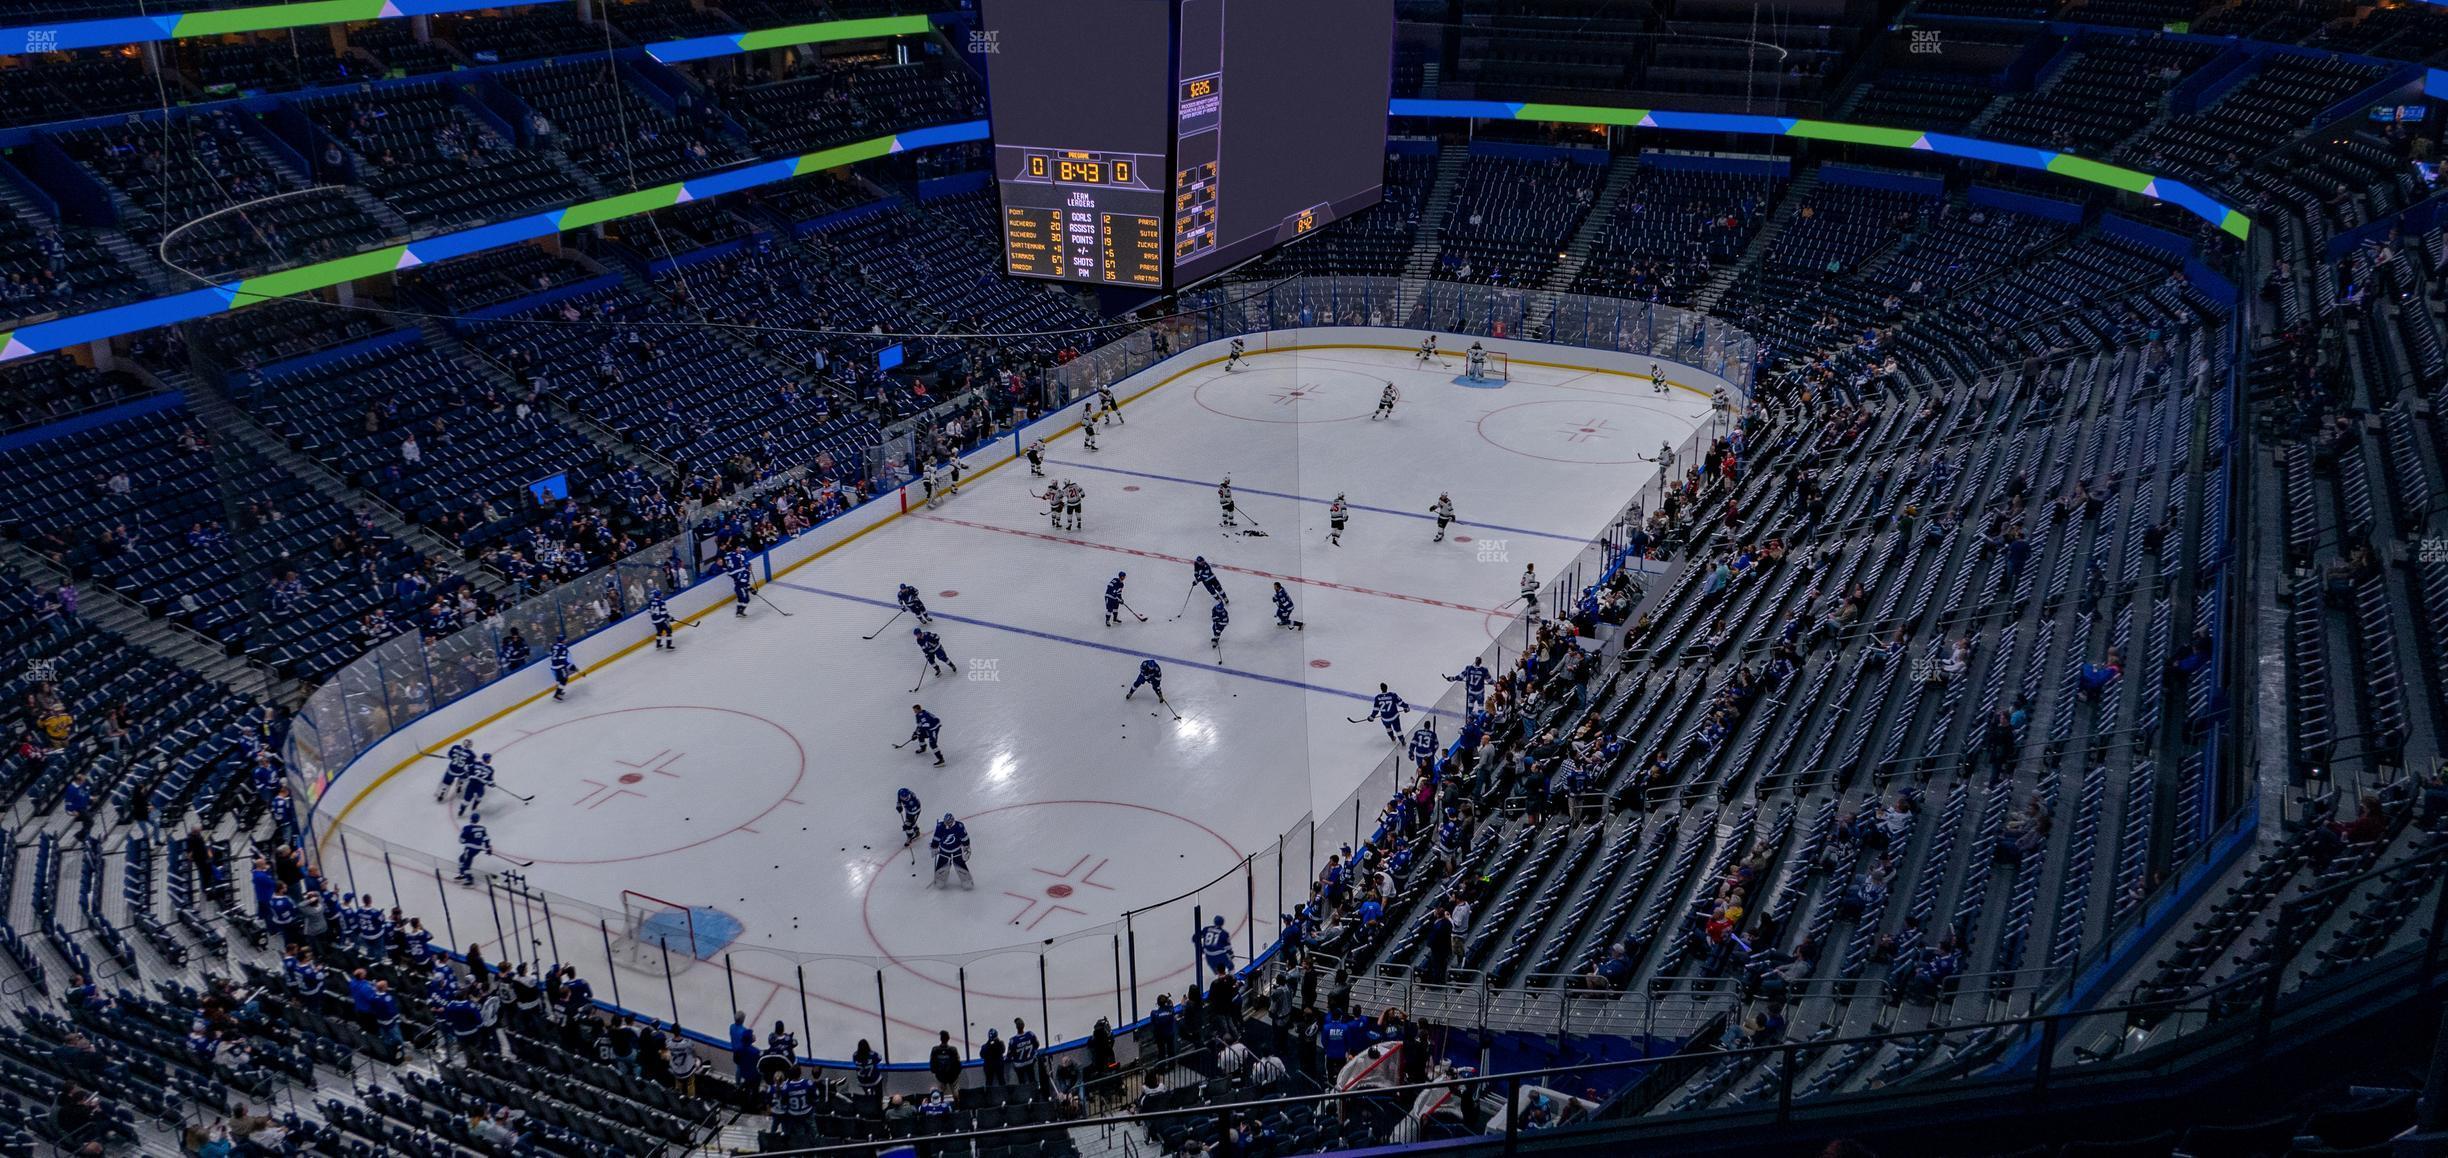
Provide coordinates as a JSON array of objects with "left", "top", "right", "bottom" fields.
[{"left": 913, "top": 512, "right": 1519, "bottom": 618}]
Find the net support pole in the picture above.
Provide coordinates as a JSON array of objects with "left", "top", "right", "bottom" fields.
[
  {"left": 433, "top": 860, "right": 458, "bottom": 947},
  {"left": 335, "top": 827, "right": 360, "bottom": 896},
  {"left": 539, "top": 895, "right": 560, "bottom": 964},
  {"left": 1125, "top": 914, "right": 1140, "bottom": 1022},
  {"left": 600, "top": 919, "right": 623, "bottom": 1011},
  {"left": 876, "top": 970, "right": 891, "bottom": 1063},
  {"left": 660, "top": 937, "right": 680, "bottom": 1033},
  {"left": 1193, "top": 904, "right": 1204, "bottom": 992},
  {"left": 483, "top": 878, "right": 510, "bottom": 968},
  {"left": 724, "top": 954, "right": 739, "bottom": 1026},
  {"left": 796, "top": 966, "right": 813, "bottom": 1067},
  {"left": 382, "top": 850, "right": 402, "bottom": 909},
  {"left": 958, "top": 967, "right": 971, "bottom": 1058},
  {"left": 1245, "top": 857, "right": 1256, "bottom": 964},
  {"left": 1112, "top": 936, "right": 1124, "bottom": 1027},
  {"left": 1038, "top": 955, "right": 1051, "bottom": 1046}
]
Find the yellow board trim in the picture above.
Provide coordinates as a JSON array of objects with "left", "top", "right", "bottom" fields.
[{"left": 313, "top": 338, "right": 1718, "bottom": 847}]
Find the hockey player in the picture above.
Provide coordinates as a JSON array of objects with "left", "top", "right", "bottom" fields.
[
  {"left": 1368, "top": 683, "right": 1408, "bottom": 743},
  {"left": 1209, "top": 598, "right": 1229, "bottom": 650},
  {"left": 549, "top": 636, "right": 578, "bottom": 701},
  {"left": 908, "top": 704, "right": 945, "bottom": 766},
  {"left": 912, "top": 626, "right": 955, "bottom": 677},
  {"left": 1446, "top": 658, "right": 1491, "bottom": 711},
  {"left": 649, "top": 589, "right": 676, "bottom": 650},
  {"left": 1372, "top": 381, "right": 1399, "bottom": 420},
  {"left": 454, "top": 812, "right": 491, "bottom": 885},
  {"left": 1271, "top": 582, "right": 1303, "bottom": 630},
  {"left": 945, "top": 455, "right": 964, "bottom": 496},
  {"left": 897, "top": 583, "right": 934, "bottom": 625},
  {"left": 729, "top": 550, "right": 754, "bottom": 617},
  {"left": 1406, "top": 716, "right": 1440, "bottom": 769},
  {"left": 1195, "top": 914, "right": 1233, "bottom": 979},
  {"left": 1025, "top": 438, "right": 1047, "bottom": 477},
  {"left": 897, "top": 787, "right": 923, "bottom": 845},
  {"left": 458, "top": 753, "right": 495, "bottom": 817},
  {"left": 921, "top": 458, "right": 946, "bottom": 509},
  {"left": 1217, "top": 476, "right": 1237, "bottom": 527},
  {"left": 1466, "top": 341, "right": 1489, "bottom": 380},
  {"left": 1650, "top": 360, "right": 1666, "bottom": 394},
  {"left": 1224, "top": 337, "right": 1246, "bottom": 371},
  {"left": 1328, "top": 493, "right": 1349, "bottom": 547},
  {"left": 1518, "top": 564, "right": 1541, "bottom": 617},
  {"left": 1079, "top": 401, "right": 1100, "bottom": 451},
  {"left": 1040, "top": 480, "right": 1064, "bottom": 529},
  {"left": 438, "top": 742, "right": 473, "bottom": 802},
  {"left": 1191, "top": 555, "right": 1227, "bottom": 603},
  {"left": 1104, "top": 571, "right": 1129, "bottom": 626},
  {"left": 930, "top": 813, "right": 973, "bottom": 889},
  {"left": 1415, "top": 334, "right": 1439, "bottom": 366},
  {"left": 1429, "top": 493, "right": 1456, "bottom": 542},
  {"left": 1062, "top": 478, "right": 1084, "bottom": 531},
  {"left": 1097, "top": 384, "right": 1124, "bottom": 425},
  {"left": 1126, "top": 658, "right": 1166, "bottom": 703}
]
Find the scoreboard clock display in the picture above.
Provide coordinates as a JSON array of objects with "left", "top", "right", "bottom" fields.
[{"left": 980, "top": 0, "right": 1392, "bottom": 290}]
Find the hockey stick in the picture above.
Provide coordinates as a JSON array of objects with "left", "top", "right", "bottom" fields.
[
  {"left": 1169, "top": 586, "right": 1195, "bottom": 621},
  {"left": 753, "top": 587, "right": 796, "bottom": 617},
  {"left": 908, "top": 660, "right": 931, "bottom": 694},
  {"left": 1118, "top": 599, "right": 1148, "bottom": 623},
  {"left": 891, "top": 738, "right": 914, "bottom": 750},
  {"left": 861, "top": 608, "right": 906, "bottom": 640},
  {"left": 1238, "top": 508, "right": 1262, "bottom": 528},
  {"left": 487, "top": 850, "right": 536, "bottom": 868},
  {"left": 1159, "top": 695, "right": 1182, "bottom": 721},
  {"left": 497, "top": 786, "right": 536, "bottom": 804}
]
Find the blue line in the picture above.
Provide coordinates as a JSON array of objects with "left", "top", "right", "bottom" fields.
[
  {"left": 768, "top": 581, "right": 1462, "bottom": 719},
  {"left": 1046, "top": 459, "right": 1589, "bottom": 545}
]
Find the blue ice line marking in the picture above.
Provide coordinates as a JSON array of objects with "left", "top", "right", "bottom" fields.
[
  {"left": 1045, "top": 459, "right": 1589, "bottom": 545},
  {"left": 769, "top": 580, "right": 1464, "bottom": 719}
]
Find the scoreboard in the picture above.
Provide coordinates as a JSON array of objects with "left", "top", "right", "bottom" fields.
[{"left": 980, "top": 0, "right": 1393, "bottom": 290}]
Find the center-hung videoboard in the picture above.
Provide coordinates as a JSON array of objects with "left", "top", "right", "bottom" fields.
[{"left": 980, "top": 0, "right": 1393, "bottom": 289}]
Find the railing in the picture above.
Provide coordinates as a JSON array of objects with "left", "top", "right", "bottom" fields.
[
  {"left": 283, "top": 275, "right": 1760, "bottom": 1068},
  {"left": 744, "top": 900, "right": 2448, "bottom": 1158}
]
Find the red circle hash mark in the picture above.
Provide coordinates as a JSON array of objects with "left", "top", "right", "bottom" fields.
[
  {"left": 938, "top": 590, "right": 959, "bottom": 598},
  {"left": 1122, "top": 485, "right": 1142, "bottom": 492},
  {"left": 1044, "top": 884, "right": 1074, "bottom": 898},
  {"left": 1454, "top": 535, "right": 1474, "bottom": 543},
  {"left": 619, "top": 773, "right": 644, "bottom": 785},
  {"left": 1309, "top": 659, "right": 1332, "bottom": 668}
]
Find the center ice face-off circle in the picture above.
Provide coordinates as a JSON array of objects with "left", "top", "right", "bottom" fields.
[
  {"left": 1193, "top": 366, "right": 1387, "bottom": 424},
  {"left": 488, "top": 706, "right": 807, "bottom": 865}
]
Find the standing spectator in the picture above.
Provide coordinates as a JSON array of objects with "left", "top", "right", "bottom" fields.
[
  {"left": 851, "top": 1038, "right": 884, "bottom": 1105},
  {"left": 1008, "top": 1018, "right": 1042, "bottom": 1093},
  {"left": 667, "top": 1028, "right": 701, "bottom": 1096},
  {"left": 979, "top": 1027, "right": 1005, "bottom": 1088},
  {"left": 928, "top": 1030, "right": 962, "bottom": 1095},
  {"left": 728, "top": 1013, "right": 759, "bottom": 1085}
]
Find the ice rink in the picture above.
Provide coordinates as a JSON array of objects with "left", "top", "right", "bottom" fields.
[{"left": 330, "top": 334, "right": 1712, "bottom": 1057}]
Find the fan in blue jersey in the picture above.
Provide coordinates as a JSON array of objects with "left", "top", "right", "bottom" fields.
[
  {"left": 1209, "top": 598, "right": 1229, "bottom": 649},
  {"left": 930, "top": 813, "right": 973, "bottom": 889},
  {"left": 549, "top": 636, "right": 578, "bottom": 701},
  {"left": 911, "top": 627, "right": 955, "bottom": 677},
  {"left": 769, "top": 1063, "right": 817, "bottom": 1144},
  {"left": 454, "top": 812, "right": 492, "bottom": 884},
  {"left": 896, "top": 787, "right": 923, "bottom": 844},
  {"left": 1190, "top": 556, "right": 1227, "bottom": 604},
  {"left": 908, "top": 704, "right": 944, "bottom": 766},
  {"left": 649, "top": 589, "right": 676, "bottom": 650},
  {"left": 729, "top": 550, "right": 754, "bottom": 617},
  {"left": 1445, "top": 660, "right": 1491, "bottom": 711},
  {"left": 897, "top": 583, "right": 934, "bottom": 625},
  {"left": 1271, "top": 582, "right": 1303, "bottom": 630},
  {"left": 1406, "top": 717, "right": 1440, "bottom": 768},
  {"left": 1103, "top": 571, "right": 1129, "bottom": 626},
  {"left": 1126, "top": 658, "right": 1166, "bottom": 704},
  {"left": 457, "top": 753, "right": 496, "bottom": 817},
  {"left": 1368, "top": 684, "right": 1408, "bottom": 742},
  {"left": 1195, "top": 914, "right": 1233, "bottom": 979}
]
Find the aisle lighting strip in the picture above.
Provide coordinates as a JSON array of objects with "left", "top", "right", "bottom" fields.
[{"left": 0, "top": 105, "right": 2253, "bottom": 363}]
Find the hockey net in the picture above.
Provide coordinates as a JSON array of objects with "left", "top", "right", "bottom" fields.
[
  {"left": 1469, "top": 351, "right": 1511, "bottom": 382},
  {"left": 615, "top": 890, "right": 702, "bottom": 974}
]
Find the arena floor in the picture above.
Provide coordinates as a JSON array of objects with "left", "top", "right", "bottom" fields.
[{"left": 330, "top": 336, "right": 1714, "bottom": 1056}]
